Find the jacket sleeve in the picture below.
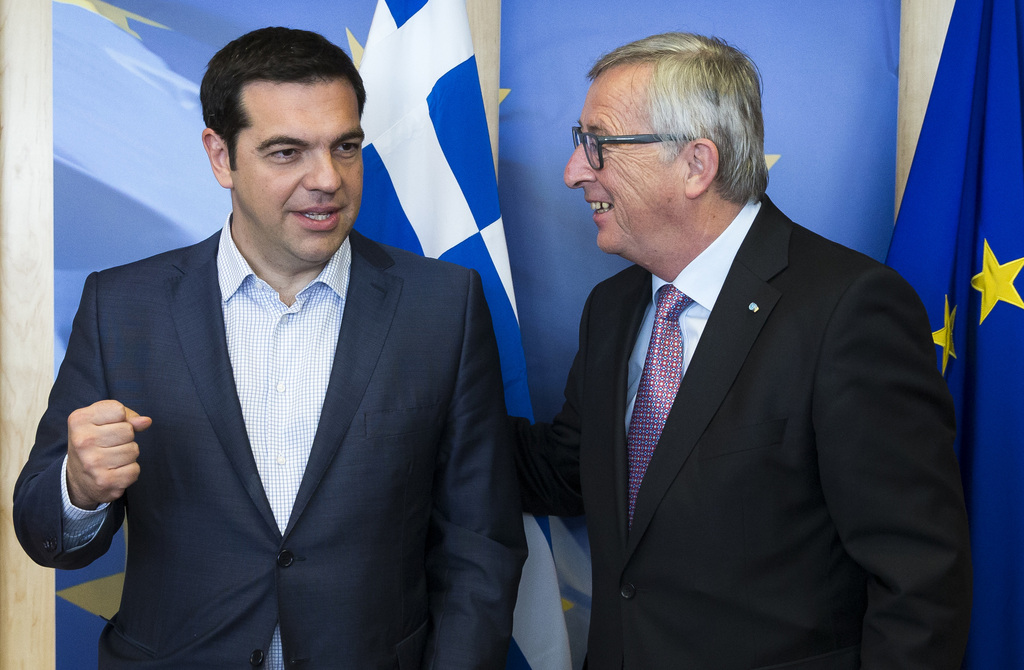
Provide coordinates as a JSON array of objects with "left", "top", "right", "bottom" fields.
[
  {"left": 509, "top": 292, "right": 593, "bottom": 519},
  {"left": 13, "top": 271, "right": 125, "bottom": 570},
  {"left": 422, "top": 269, "right": 528, "bottom": 669},
  {"left": 813, "top": 264, "right": 972, "bottom": 668}
]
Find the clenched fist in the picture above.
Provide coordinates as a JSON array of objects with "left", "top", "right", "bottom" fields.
[{"left": 66, "top": 399, "right": 152, "bottom": 510}]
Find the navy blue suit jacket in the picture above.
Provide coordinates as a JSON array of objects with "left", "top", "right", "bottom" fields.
[{"left": 15, "top": 230, "right": 526, "bottom": 669}]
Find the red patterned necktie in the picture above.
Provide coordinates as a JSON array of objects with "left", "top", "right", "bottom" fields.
[{"left": 627, "top": 284, "right": 692, "bottom": 527}]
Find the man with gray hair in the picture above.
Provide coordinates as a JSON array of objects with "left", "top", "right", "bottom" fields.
[{"left": 513, "top": 32, "right": 972, "bottom": 669}]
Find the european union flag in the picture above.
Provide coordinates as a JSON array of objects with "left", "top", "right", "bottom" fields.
[
  {"left": 886, "top": 0, "right": 1024, "bottom": 666},
  {"left": 356, "top": 1, "right": 572, "bottom": 668}
]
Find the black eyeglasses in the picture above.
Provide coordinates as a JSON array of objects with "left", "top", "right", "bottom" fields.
[{"left": 572, "top": 126, "right": 683, "bottom": 170}]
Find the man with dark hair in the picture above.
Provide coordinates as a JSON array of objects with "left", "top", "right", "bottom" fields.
[
  {"left": 199, "top": 27, "right": 367, "bottom": 170},
  {"left": 513, "top": 32, "right": 972, "bottom": 669},
  {"left": 14, "top": 27, "right": 525, "bottom": 669}
]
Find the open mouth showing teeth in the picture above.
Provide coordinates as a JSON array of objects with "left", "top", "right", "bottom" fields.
[
  {"left": 591, "top": 202, "right": 612, "bottom": 212},
  {"left": 302, "top": 212, "right": 332, "bottom": 221}
]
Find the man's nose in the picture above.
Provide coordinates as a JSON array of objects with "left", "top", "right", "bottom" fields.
[
  {"left": 564, "top": 144, "right": 594, "bottom": 189},
  {"left": 304, "top": 151, "right": 344, "bottom": 193}
]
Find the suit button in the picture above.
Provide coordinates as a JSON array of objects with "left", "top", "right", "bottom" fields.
[
  {"left": 277, "top": 550, "right": 294, "bottom": 568},
  {"left": 249, "top": 649, "right": 264, "bottom": 665},
  {"left": 620, "top": 583, "right": 636, "bottom": 599},
  {"left": 43, "top": 537, "right": 57, "bottom": 552}
]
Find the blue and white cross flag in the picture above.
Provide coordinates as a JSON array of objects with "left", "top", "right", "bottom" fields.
[{"left": 356, "top": 1, "right": 574, "bottom": 668}]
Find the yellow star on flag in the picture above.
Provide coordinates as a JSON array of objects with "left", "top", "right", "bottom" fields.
[
  {"left": 346, "top": 28, "right": 365, "bottom": 68},
  {"left": 57, "top": 573, "right": 124, "bottom": 620},
  {"left": 932, "top": 295, "right": 957, "bottom": 375},
  {"left": 55, "top": 0, "right": 169, "bottom": 40},
  {"left": 971, "top": 239, "right": 1024, "bottom": 323}
]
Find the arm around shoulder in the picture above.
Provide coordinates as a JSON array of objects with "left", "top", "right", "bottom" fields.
[{"left": 509, "top": 289, "right": 596, "bottom": 518}]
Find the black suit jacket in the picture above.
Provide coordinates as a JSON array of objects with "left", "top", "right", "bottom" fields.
[
  {"left": 15, "top": 230, "right": 526, "bottom": 669},
  {"left": 515, "top": 198, "right": 971, "bottom": 669}
]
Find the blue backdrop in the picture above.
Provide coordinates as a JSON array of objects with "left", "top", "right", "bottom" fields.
[{"left": 51, "top": 1, "right": 899, "bottom": 667}]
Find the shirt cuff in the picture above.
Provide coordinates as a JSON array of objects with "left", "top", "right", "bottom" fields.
[{"left": 61, "top": 455, "right": 108, "bottom": 549}]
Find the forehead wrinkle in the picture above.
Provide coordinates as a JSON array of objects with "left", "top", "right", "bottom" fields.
[
  {"left": 585, "top": 63, "right": 653, "bottom": 136},
  {"left": 240, "top": 79, "right": 361, "bottom": 148}
]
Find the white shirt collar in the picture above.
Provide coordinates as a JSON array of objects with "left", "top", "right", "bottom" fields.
[
  {"left": 651, "top": 200, "right": 761, "bottom": 311},
  {"left": 216, "top": 215, "right": 352, "bottom": 302}
]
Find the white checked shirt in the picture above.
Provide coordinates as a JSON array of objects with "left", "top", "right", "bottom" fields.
[
  {"left": 217, "top": 221, "right": 350, "bottom": 533},
  {"left": 218, "top": 221, "right": 349, "bottom": 669}
]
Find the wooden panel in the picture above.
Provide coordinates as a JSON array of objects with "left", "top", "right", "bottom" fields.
[
  {"left": 897, "top": 0, "right": 956, "bottom": 214},
  {"left": 0, "top": 0, "right": 56, "bottom": 667},
  {"left": 467, "top": 0, "right": 501, "bottom": 172}
]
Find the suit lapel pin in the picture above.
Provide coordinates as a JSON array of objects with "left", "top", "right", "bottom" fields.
[{"left": 748, "top": 302, "right": 759, "bottom": 313}]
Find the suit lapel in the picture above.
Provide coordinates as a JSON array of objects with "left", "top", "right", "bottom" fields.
[
  {"left": 167, "top": 234, "right": 279, "bottom": 535},
  {"left": 283, "top": 232, "right": 402, "bottom": 538},
  {"left": 626, "top": 201, "right": 791, "bottom": 553},
  {"left": 589, "top": 264, "right": 651, "bottom": 553}
]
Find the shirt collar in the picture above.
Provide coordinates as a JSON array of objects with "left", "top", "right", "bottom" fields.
[
  {"left": 217, "top": 215, "right": 352, "bottom": 302},
  {"left": 651, "top": 200, "right": 761, "bottom": 311}
]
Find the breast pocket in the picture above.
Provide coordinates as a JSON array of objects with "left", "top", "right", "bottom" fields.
[
  {"left": 697, "top": 418, "right": 787, "bottom": 461},
  {"left": 364, "top": 402, "right": 444, "bottom": 439},
  {"left": 753, "top": 645, "right": 859, "bottom": 669}
]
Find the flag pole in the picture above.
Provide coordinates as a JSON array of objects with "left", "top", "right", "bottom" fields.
[
  {"left": 467, "top": 0, "right": 501, "bottom": 174},
  {"left": 896, "top": 0, "right": 956, "bottom": 216}
]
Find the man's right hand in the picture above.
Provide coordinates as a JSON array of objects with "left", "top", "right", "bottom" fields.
[{"left": 66, "top": 400, "right": 152, "bottom": 510}]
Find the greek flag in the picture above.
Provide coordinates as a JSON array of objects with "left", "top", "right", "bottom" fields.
[{"left": 356, "top": 1, "right": 573, "bottom": 667}]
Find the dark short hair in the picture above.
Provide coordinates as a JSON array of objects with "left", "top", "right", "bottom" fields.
[{"left": 200, "top": 27, "right": 366, "bottom": 169}]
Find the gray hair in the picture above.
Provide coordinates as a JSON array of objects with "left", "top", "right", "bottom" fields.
[{"left": 589, "top": 33, "right": 768, "bottom": 204}]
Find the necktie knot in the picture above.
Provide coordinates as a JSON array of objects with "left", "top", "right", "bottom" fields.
[{"left": 655, "top": 284, "right": 692, "bottom": 323}]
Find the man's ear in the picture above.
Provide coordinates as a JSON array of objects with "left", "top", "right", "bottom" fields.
[
  {"left": 202, "top": 128, "right": 234, "bottom": 189},
  {"left": 682, "top": 138, "right": 720, "bottom": 199}
]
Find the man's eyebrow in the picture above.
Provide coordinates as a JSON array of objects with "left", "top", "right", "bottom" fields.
[
  {"left": 256, "top": 135, "right": 308, "bottom": 152},
  {"left": 256, "top": 129, "right": 366, "bottom": 153},
  {"left": 335, "top": 129, "right": 365, "bottom": 144}
]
